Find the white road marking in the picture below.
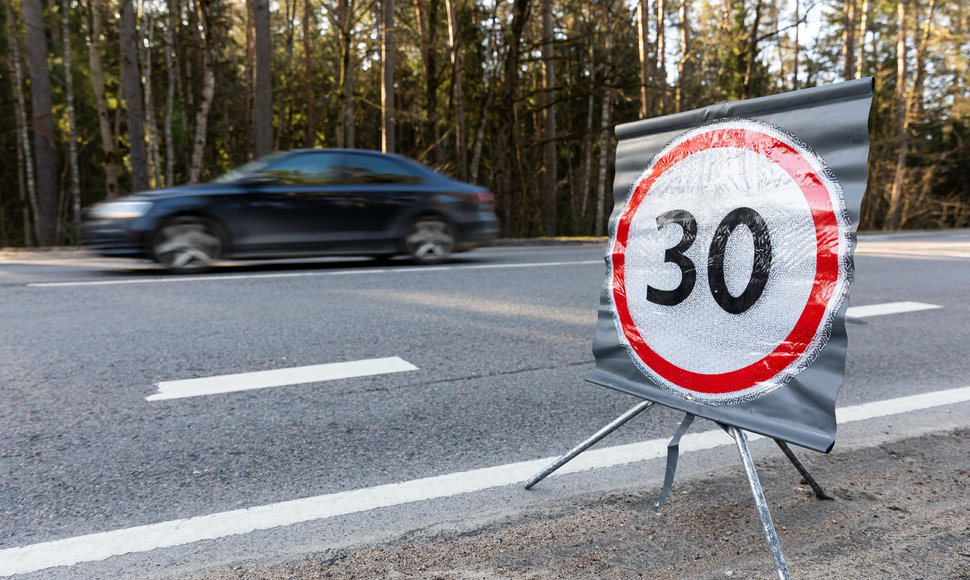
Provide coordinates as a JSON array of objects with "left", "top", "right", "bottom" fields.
[
  {"left": 845, "top": 301, "right": 941, "bottom": 319},
  {"left": 27, "top": 260, "right": 603, "bottom": 288},
  {"left": 3, "top": 386, "right": 970, "bottom": 576},
  {"left": 146, "top": 357, "right": 418, "bottom": 401}
]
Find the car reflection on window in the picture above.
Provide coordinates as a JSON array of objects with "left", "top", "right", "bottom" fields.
[
  {"left": 344, "top": 167, "right": 420, "bottom": 185},
  {"left": 260, "top": 169, "right": 343, "bottom": 186}
]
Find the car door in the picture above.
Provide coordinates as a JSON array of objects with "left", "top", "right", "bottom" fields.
[
  {"left": 336, "top": 152, "right": 428, "bottom": 250},
  {"left": 231, "top": 151, "right": 349, "bottom": 254}
]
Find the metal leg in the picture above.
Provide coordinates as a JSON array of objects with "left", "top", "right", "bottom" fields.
[
  {"left": 655, "top": 413, "right": 695, "bottom": 509},
  {"left": 774, "top": 439, "right": 834, "bottom": 501},
  {"left": 729, "top": 427, "right": 791, "bottom": 580},
  {"left": 524, "top": 400, "right": 655, "bottom": 490}
]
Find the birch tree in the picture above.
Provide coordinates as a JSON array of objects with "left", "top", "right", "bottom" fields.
[
  {"left": 381, "top": 0, "right": 396, "bottom": 153},
  {"left": 6, "top": 0, "right": 39, "bottom": 244},
  {"left": 445, "top": 0, "right": 466, "bottom": 179},
  {"left": 22, "top": 0, "right": 60, "bottom": 244},
  {"left": 188, "top": 0, "right": 215, "bottom": 183},
  {"left": 86, "top": 0, "right": 120, "bottom": 198},
  {"left": 140, "top": 3, "right": 163, "bottom": 188},
  {"left": 62, "top": 0, "right": 82, "bottom": 237}
]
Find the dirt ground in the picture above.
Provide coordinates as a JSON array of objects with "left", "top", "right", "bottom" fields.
[{"left": 192, "top": 429, "right": 970, "bottom": 580}]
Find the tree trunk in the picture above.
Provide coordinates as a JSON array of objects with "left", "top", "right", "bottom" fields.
[
  {"left": 656, "top": 0, "right": 666, "bottom": 114},
  {"left": 890, "top": 0, "right": 937, "bottom": 228},
  {"left": 843, "top": 0, "right": 857, "bottom": 80},
  {"left": 886, "top": 0, "right": 907, "bottom": 230},
  {"left": 277, "top": 0, "right": 296, "bottom": 150},
  {"left": 445, "top": 0, "right": 466, "bottom": 180},
  {"left": 494, "top": 0, "right": 531, "bottom": 236},
  {"left": 469, "top": 0, "right": 500, "bottom": 183},
  {"left": 62, "top": 0, "right": 82, "bottom": 238},
  {"left": 336, "top": 0, "right": 355, "bottom": 148},
  {"left": 121, "top": 0, "right": 150, "bottom": 192},
  {"left": 636, "top": 0, "right": 651, "bottom": 119},
  {"left": 381, "top": 0, "right": 396, "bottom": 154},
  {"left": 413, "top": 0, "right": 442, "bottom": 165},
  {"left": 6, "top": 0, "right": 39, "bottom": 244},
  {"left": 189, "top": 64, "right": 215, "bottom": 183},
  {"left": 85, "top": 0, "right": 120, "bottom": 198},
  {"left": 303, "top": 0, "right": 314, "bottom": 146},
  {"left": 141, "top": 5, "right": 163, "bottom": 188},
  {"left": 857, "top": 0, "right": 869, "bottom": 77},
  {"left": 742, "top": 0, "right": 764, "bottom": 99},
  {"left": 579, "top": 30, "right": 595, "bottom": 223},
  {"left": 22, "top": 0, "right": 60, "bottom": 245},
  {"left": 540, "top": 0, "right": 557, "bottom": 236},
  {"left": 676, "top": 0, "right": 691, "bottom": 113},
  {"left": 792, "top": 0, "right": 800, "bottom": 90},
  {"left": 252, "top": 0, "right": 273, "bottom": 157},
  {"left": 188, "top": 2, "right": 215, "bottom": 183},
  {"left": 595, "top": 20, "right": 614, "bottom": 237},
  {"left": 165, "top": 0, "right": 177, "bottom": 186},
  {"left": 908, "top": 0, "right": 936, "bottom": 119}
]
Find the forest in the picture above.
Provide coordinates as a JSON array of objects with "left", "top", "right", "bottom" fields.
[{"left": 1, "top": 0, "right": 968, "bottom": 247}]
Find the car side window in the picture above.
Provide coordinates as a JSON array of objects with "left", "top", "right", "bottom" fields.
[
  {"left": 262, "top": 152, "right": 345, "bottom": 185},
  {"left": 343, "top": 154, "right": 423, "bottom": 185}
]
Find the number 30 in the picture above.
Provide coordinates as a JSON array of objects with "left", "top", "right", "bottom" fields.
[{"left": 647, "top": 207, "right": 772, "bottom": 315}]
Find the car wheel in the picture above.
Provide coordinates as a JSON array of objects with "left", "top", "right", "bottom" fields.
[
  {"left": 404, "top": 216, "right": 456, "bottom": 265},
  {"left": 152, "top": 217, "right": 223, "bottom": 273}
]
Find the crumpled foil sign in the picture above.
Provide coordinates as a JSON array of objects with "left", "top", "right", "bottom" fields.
[{"left": 589, "top": 79, "right": 874, "bottom": 453}]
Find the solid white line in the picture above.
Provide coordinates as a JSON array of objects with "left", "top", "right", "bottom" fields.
[
  {"left": 28, "top": 260, "right": 602, "bottom": 288},
  {"left": 846, "top": 301, "right": 941, "bottom": 319},
  {"left": 4, "top": 386, "right": 970, "bottom": 576},
  {"left": 146, "top": 357, "right": 418, "bottom": 401}
]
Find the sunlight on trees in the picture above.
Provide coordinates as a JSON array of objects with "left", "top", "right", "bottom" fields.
[{"left": 0, "top": 0, "right": 967, "bottom": 245}]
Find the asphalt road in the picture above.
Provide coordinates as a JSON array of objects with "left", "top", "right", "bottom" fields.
[{"left": 1, "top": 230, "right": 969, "bottom": 578}]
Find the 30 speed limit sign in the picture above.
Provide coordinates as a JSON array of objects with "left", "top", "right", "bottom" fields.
[{"left": 608, "top": 118, "right": 852, "bottom": 405}]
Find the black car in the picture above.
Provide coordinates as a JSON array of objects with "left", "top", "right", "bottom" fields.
[{"left": 81, "top": 149, "right": 499, "bottom": 272}]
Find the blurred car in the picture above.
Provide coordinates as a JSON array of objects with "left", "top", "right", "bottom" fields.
[{"left": 81, "top": 149, "right": 498, "bottom": 272}]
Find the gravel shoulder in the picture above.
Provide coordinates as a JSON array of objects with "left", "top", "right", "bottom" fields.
[{"left": 192, "top": 429, "right": 970, "bottom": 580}]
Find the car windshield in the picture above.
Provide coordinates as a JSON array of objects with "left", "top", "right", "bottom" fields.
[{"left": 213, "top": 152, "right": 291, "bottom": 183}]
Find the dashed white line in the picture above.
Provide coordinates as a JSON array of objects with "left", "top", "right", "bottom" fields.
[
  {"left": 146, "top": 357, "right": 418, "bottom": 401},
  {"left": 3, "top": 386, "right": 969, "bottom": 577},
  {"left": 846, "top": 301, "right": 941, "bottom": 319}
]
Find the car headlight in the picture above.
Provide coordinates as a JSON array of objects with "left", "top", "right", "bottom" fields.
[{"left": 90, "top": 200, "right": 153, "bottom": 219}]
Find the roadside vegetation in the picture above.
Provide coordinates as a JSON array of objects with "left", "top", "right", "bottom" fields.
[{"left": 1, "top": 0, "right": 967, "bottom": 246}]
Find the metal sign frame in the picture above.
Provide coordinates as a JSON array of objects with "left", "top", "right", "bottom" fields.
[{"left": 524, "top": 400, "right": 828, "bottom": 580}]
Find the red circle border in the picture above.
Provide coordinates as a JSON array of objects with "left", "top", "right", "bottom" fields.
[{"left": 611, "top": 126, "right": 842, "bottom": 395}]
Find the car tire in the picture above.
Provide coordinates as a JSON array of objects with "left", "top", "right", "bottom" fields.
[
  {"left": 403, "top": 216, "right": 456, "bottom": 265},
  {"left": 152, "top": 216, "right": 223, "bottom": 273}
]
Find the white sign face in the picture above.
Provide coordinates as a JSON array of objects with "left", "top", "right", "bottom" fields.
[{"left": 608, "top": 119, "right": 852, "bottom": 405}]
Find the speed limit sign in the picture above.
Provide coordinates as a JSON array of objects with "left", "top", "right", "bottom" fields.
[{"left": 608, "top": 118, "right": 852, "bottom": 405}]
